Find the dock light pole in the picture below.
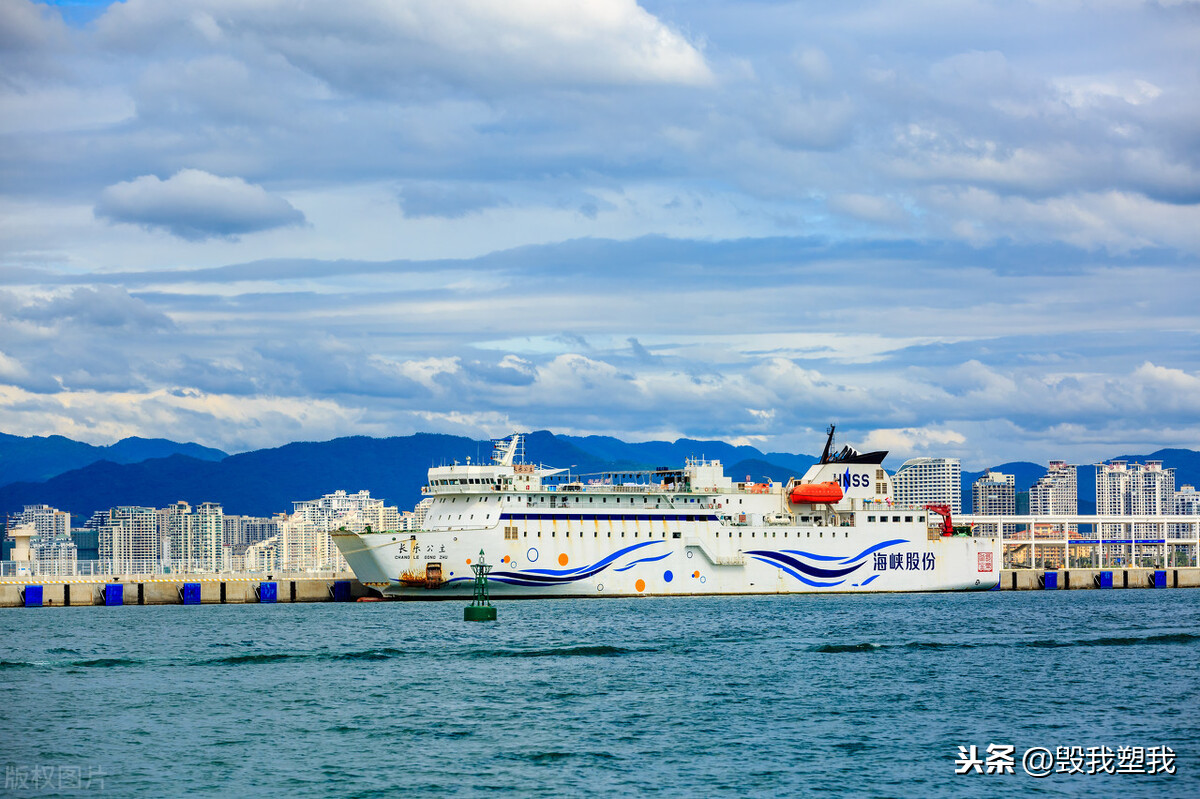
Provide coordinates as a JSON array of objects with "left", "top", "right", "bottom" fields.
[{"left": 464, "top": 549, "right": 497, "bottom": 621}]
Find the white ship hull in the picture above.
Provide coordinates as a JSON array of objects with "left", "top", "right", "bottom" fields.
[
  {"left": 334, "top": 519, "right": 999, "bottom": 597},
  {"left": 333, "top": 432, "right": 1000, "bottom": 598}
]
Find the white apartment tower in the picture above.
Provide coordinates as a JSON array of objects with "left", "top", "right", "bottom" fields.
[
  {"left": 1097, "top": 460, "right": 1176, "bottom": 538},
  {"left": 1096, "top": 461, "right": 1176, "bottom": 515},
  {"left": 11, "top": 504, "right": 71, "bottom": 540},
  {"left": 1176, "top": 485, "right": 1200, "bottom": 515},
  {"left": 892, "top": 458, "right": 962, "bottom": 514},
  {"left": 1029, "top": 461, "right": 1078, "bottom": 515},
  {"left": 972, "top": 471, "right": 1015, "bottom": 515},
  {"left": 99, "top": 506, "right": 159, "bottom": 572}
]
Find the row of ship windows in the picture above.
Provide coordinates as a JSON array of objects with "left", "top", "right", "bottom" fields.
[
  {"left": 865, "top": 515, "right": 926, "bottom": 523},
  {"left": 500, "top": 513, "right": 717, "bottom": 522},
  {"left": 437, "top": 495, "right": 739, "bottom": 505},
  {"left": 500, "top": 528, "right": 848, "bottom": 540}
]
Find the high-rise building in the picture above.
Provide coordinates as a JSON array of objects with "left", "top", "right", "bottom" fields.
[
  {"left": 78, "top": 510, "right": 112, "bottom": 561},
  {"left": 223, "top": 515, "right": 279, "bottom": 548},
  {"left": 972, "top": 471, "right": 1015, "bottom": 515},
  {"left": 33, "top": 536, "right": 77, "bottom": 576},
  {"left": 1097, "top": 460, "right": 1176, "bottom": 540},
  {"left": 100, "top": 506, "right": 159, "bottom": 572},
  {"left": 277, "top": 490, "right": 400, "bottom": 571},
  {"left": 8, "top": 504, "right": 71, "bottom": 540},
  {"left": 4, "top": 504, "right": 76, "bottom": 574},
  {"left": 1176, "top": 484, "right": 1200, "bottom": 515},
  {"left": 1030, "top": 461, "right": 1078, "bottom": 516},
  {"left": 891, "top": 458, "right": 962, "bottom": 514},
  {"left": 411, "top": 497, "right": 433, "bottom": 529},
  {"left": 244, "top": 536, "right": 279, "bottom": 573},
  {"left": 1096, "top": 461, "right": 1175, "bottom": 514},
  {"left": 1171, "top": 484, "right": 1200, "bottom": 538},
  {"left": 158, "top": 501, "right": 226, "bottom": 572}
]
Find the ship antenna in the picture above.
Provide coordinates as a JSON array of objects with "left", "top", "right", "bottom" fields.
[{"left": 820, "top": 424, "right": 836, "bottom": 464}]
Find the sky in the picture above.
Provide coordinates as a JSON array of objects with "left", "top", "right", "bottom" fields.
[{"left": 1, "top": 0, "right": 1199, "bottom": 469}]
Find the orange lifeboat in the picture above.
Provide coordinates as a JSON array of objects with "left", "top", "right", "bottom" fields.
[{"left": 789, "top": 481, "right": 843, "bottom": 504}]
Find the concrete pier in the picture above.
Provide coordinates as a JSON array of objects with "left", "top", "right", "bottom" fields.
[
  {"left": 1000, "top": 568, "right": 1200, "bottom": 589},
  {"left": 0, "top": 575, "right": 378, "bottom": 608}
]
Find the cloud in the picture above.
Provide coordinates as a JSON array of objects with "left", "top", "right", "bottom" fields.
[
  {"left": 94, "top": 0, "right": 713, "bottom": 92},
  {"left": 398, "top": 183, "right": 508, "bottom": 219},
  {"left": 11, "top": 286, "right": 173, "bottom": 330},
  {"left": 94, "top": 169, "right": 306, "bottom": 240},
  {"left": 2, "top": 1, "right": 1200, "bottom": 469}
]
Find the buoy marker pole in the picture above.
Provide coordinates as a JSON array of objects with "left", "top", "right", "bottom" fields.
[{"left": 464, "top": 549, "right": 497, "bottom": 622}]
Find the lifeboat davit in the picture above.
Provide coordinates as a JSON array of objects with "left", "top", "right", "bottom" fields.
[{"left": 789, "top": 481, "right": 843, "bottom": 504}]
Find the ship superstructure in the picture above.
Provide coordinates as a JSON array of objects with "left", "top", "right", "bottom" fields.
[{"left": 332, "top": 430, "right": 1000, "bottom": 597}]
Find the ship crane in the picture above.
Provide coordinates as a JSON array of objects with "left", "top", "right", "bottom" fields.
[{"left": 924, "top": 504, "right": 965, "bottom": 536}]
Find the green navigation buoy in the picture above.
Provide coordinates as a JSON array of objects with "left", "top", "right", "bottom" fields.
[{"left": 464, "top": 549, "right": 497, "bottom": 622}]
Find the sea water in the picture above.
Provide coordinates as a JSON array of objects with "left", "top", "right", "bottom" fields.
[{"left": 2, "top": 590, "right": 1197, "bottom": 797}]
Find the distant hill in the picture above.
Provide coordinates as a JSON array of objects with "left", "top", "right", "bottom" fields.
[
  {"left": 0, "top": 430, "right": 819, "bottom": 521},
  {"left": 0, "top": 432, "right": 226, "bottom": 487},
  {"left": 0, "top": 433, "right": 481, "bottom": 519}
]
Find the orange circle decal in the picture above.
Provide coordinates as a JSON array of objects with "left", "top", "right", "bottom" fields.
[
  {"left": 635, "top": 578, "right": 646, "bottom": 592},
  {"left": 558, "top": 553, "right": 569, "bottom": 566},
  {"left": 693, "top": 570, "right": 700, "bottom": 578},
  {"left": 502, "top": 555, "right": 510, "bottom": 563},
  {"left": 465, "top": 558, "right": 472, "bottom": 565}
]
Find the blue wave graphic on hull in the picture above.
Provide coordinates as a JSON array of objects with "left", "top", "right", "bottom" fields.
[
  {"left": 746, "top": 550, "right": 863, "bottom": 579},
  {"left": 749, "top": 555, "right": 846, "bottom": 588},
  {"left": 613, "top": 552, "right": 671, "bottom": 572},
  {"left": 486, "top": 541, "right": 668, "bottom": 586},
  {"left": 751, "top": 539, "right": 910, "bottom": 588}
]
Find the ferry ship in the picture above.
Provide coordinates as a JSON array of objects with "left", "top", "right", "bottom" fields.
[{"left": 332, "top": 430, "right": 1000, "bottom": 597}]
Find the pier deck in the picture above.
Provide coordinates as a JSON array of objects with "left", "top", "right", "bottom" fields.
[{"left": 0, "top": 574, "right": 377, "bottom": 607}]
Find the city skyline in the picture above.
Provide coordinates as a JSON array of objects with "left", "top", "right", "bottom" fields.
[{"left": 2, "top": 1, "right": 1198, "bottom": 470}]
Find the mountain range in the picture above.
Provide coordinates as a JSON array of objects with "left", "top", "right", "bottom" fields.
[
  {"left": 0, "top": 431, "right": 819, "bottom": 520},
  {"left": 1, "top": 430, "right": 1197, "bottom": 523}
]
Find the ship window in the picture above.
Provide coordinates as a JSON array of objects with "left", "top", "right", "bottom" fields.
[
  {"left": 672, "top": 532, "right": 681, "bottom": 539},
  {"left": 738, "top": 532, "right": 742, "bottom": 538},
  {"left": 868, "top": 516, "right": 876, "bottom": 522},
  {"left": 893, "top": 516, "right": 901, "bottom": 523},
  {"left": 919, "top": 516, "right": 925, "bottom": 522},
  {"left": 905, "top": 516, "right": 912, "bottom": 523},
  {"left": 807, "top": 532, "right": 811, "bottom": 538},
  {"left": 820, "top": 532, "right": 823, "bottom": 537}
]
